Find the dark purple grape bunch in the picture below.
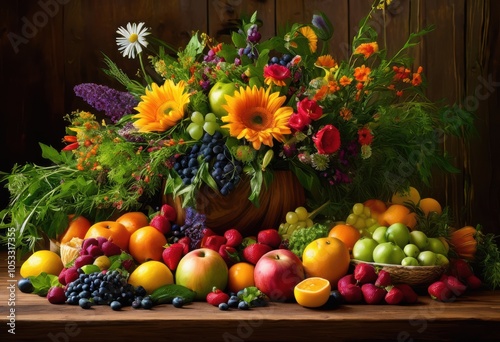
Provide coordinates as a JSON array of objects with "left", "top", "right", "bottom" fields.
[{"left": 238, "top": 24, "right": 261, "bottom": 61}]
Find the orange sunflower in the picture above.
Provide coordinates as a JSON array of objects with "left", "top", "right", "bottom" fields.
[
  {"left": 133, "top": 80, "right": 190, "bottom": 132},
  {"left": 221, "top": 86, "right": 293, "bottom": 150}
]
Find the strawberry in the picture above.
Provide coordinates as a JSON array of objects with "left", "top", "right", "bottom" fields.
[
  {"left": 361, "top": 283, "right": 387, "bottom": 304},
  {"left": 224, "top": 228, "right": 243, "bottom": 248},
  {"left": 202, "top": 227, "right": 216, "bottom": 238},
  {"left": 428, "top": 281, "right": 453, "bottom": 302},
  {"left": 206, "top": 287, "right": 230, "bottom": 307},
  {"left": 444, "top": 275, "right": 467, "bottom": 297},
  {"left": 354, "top": 263, "right": 378, "bottom": 284},
  {"left": 465, "top": 274, "right": 482, "bottom": 290},
  {"left": 385, "top": 286, "right": 404, "bottom": 305},
  {"left": 218, "top": 244, "right": 240, "bottom": 266},
  {"left": 242, "top": 243, "right": 272, "bottom": 265},
  {"left": 150, "top": 214, "right": 171, "bottom": 235},
  {"left": 177, "top": 236, "right": 191, "bottom": 255},
  {"left": 449, "top": 258, "right": 473, "bottom": 281},
  {"left": 338, "top": 283, "right": 363, "bottom": 303},
  {"left": 162, "top": 243, "right": 184, "bottom": 271},
  {"left": 64, "top": 266, "right": 79, "bottom": 285},
  {"left": 201, "top": 235, "right": 227, "bottom": 252},
  {"left": 257, "top": 229, "right": 282, "bottom": 249},
  {"left": 337, "top": 274, "right": 356, "bottom": 291},
  {"left": 394, "top": 284, "right": 418, "bottom": 304},
  {"left": 374, "top": 270, "right": 392, "bottom": 287},
  {"left": 160, "top": 203, "right": 177, "bottom": 222}
]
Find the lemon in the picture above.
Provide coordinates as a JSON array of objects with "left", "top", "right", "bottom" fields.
[
  {"left": 20, "top": 250, "right": 64, "bottom": 278},
  {"left": 294, "top": 277, "right": 331, "bottom": 308},
  {"left": 128, "top": 261, "right": 174, "bottom": 294}
]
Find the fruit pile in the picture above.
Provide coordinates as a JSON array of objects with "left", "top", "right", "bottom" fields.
[{"left": 17, "top": 186, "right": 489, "bottom": 311}]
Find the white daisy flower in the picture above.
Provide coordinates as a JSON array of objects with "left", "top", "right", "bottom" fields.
[{"left": 116, "top": 22, "right": 150, "bottom": 59}]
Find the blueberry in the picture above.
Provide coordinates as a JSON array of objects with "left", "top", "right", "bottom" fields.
[
  {"left": 238, "top": 301, "right": 250, "bottom": 310},
  {"left": 110, "top": 301, "right": 122, "bottom": 311},
  {"left": 172, "top": 296, "right": 184, "bottom": 308},
  {"left": 227, "top": 297, "right": 239, "bottom": 308},
  {"left": 141, "top": 297, "right": 154, "bottom": 309},
  {"left": 218, "top": 303, "right": 229, "bottom": 311},
  {"left": 17, "top": 278, "right": 33, "bottom": 294},
  {"left": 79, "top": 298, "right": 92, "bottom": 309}
]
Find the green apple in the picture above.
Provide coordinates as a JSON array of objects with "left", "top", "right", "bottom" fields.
[
  {"left": 401, "top": 256, "right": 419, "bottom": 266},
  {"left": 373, "top": 242, "right": 406, "bottom": 265},
  {"left": 435, "top": 253, "right": 450, "bottom": 266},
  {"left": 175, "top": 248, "right": 228, "bottom": 300},
  {"left": 352, "top": 237, "right": 379, "bottom": 262},
  {"left": 208, "top": 81, "right": 237, "bottom": 117},
  {"left": 427, "top": 238, "right": 448, "bottom": 256},
  {"left": 372, "top": 226, "right": 388, "bottom": 244},
  {"left": 409, "top": 230, "right": 429, "bottom": 251},
  {"left": 403, "top": 243, "right": 420, "bottom": 258},
  {"left": 417, "top": 250, "right": 437, "bottom": 266},
  {"left": 385, "top": 223, "right": 410, "bottom": 249}
]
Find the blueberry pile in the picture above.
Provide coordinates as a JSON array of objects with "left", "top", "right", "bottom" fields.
[
  {"left": 65, "top": 269, "right": 151, "bottom": 310},
  {"left": 174, "top": 132, "right": 243, "bottom": 196},
  {"left": 269, "top": 54, "right": 293, "bottom": 67}
]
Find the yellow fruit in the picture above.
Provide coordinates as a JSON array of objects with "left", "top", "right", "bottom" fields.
[
  {"left": 93, "top": 255, "right": 111, "bottom": 270},
  {"left": 20, "top": 250, "right": 64, "bottom": 278},
  {"left": 302, "top": 237, "right": 350, "bottom": 285},
  {"left": 391, "top": 186, "right": 421, "bottom": 205},
  {"left": 419, "top": 197, "right": 442, "bottom": 216},
  {"left": 294, "top": 277, "right": 331, "bottom": 308},
  {"left": 128, "top": 260, "right": 174, "bottom": 294}
]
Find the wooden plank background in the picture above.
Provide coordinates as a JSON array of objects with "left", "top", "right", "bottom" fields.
[{"left": 0, "top": 0, "right": 499, "bottom": 236}]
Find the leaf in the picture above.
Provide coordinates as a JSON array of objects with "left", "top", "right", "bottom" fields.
[
  {"left": 28, "top": 272, "right": 61, "bottom": 296},
  {"left": 248, "top": 165, "right": 263, "bottom": 206},
  {"left": 231, "top": 31, "right": 247, "bottom": 49},
  {"left": 40, "top": 143, "right": 63, "bottom": 164}
]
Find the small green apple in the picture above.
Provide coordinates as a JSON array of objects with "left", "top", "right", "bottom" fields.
[
  {"left": 401, "top": 256, "right": 419, "bottom": 266},
  {"left": 372, "top": 226, "right": 388, "bottom": 244},
  {"left": 435, "top": 253, "right": 450, "bottom": 266},
  {"left": 417, "top": 250, "right": 437, "bottom": 266},
  {"left": 352, "top": 237, "right": 379, "bottom": 262},
  {"left": 403, "top": 243, "right": 420, "bottom": 258},
  {"left": 427, "top": 237, "right": 448, "bottom": 256},
  {"left": 385, "top": 223, "right": 411, "bottom": 249},
  {"left": 409, "top": 230, "right": 429, "bottom": 251},
  {"left": 373, "top": 242, "right": 406, "bottom": 264}
]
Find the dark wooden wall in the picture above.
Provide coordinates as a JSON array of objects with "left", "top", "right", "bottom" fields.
[{"left": 1, "top": 0, "right": 499, "bottom": 235}]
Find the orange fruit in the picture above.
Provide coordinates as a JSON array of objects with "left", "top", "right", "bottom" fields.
[
  {"left": 129, "top": 226, "right": 167, "bottom": 263},
  {"left": 301, "top": 237, "right": 350, "bottom": 285},
  {"left": 294, "top": 277, "right": 331, "bottom": 308},
  {"left": 419, "top": 197, "right": 442, "bottom": 216},
  {"left": 391, "top": 186, "right": 421, "bottom": 205},
  {"left": 328, "top": 224, "right": 361, "bottom": 253},
  {"left": 20, "top": 250, "right": 64, "bottom": 278},
  {"left": 128, "top": 260, "right": 174, "bottom": 294},
  {"left": 59, "top": 215, "right": 92, "bottom": 244},
  {"left": 116, "top": 211, "right": 150, "bottom": 235},
  {"left": 85, "top": 221, "right": 131, "bottom": 251},
  {"left": 227, "top": 262, "right": 255, "bottom": 293},
  {"left": 380, "top": 204, "right": 417, "bottom": 230}
]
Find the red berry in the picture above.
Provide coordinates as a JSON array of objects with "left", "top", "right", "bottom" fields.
[
  {"left": 47, "top": 286, "right": 67, "bottom": 304},
  {"left": 465, "top": 274, "right": 482, "bottom": 290},
  {"left": 394, "top": 284, "right": 418, "bottom": 304},
  {"left": 257, "top": 229, "right": 282, "bottom": 249},
  {"left": 162, "top": 243, "right": 184, "bottom": 271},
  {"left": 206, "top": 288, "right": 230, "bottom": 306},
  {"left": 242, "top": 243, "right": 272, "bottom": 265},
  {"left": 444, "top": 275, "right": 467, "bottom": 297},
  {"left": 361, "top": 283, "right": 387, "bottom": 304},
  {"left": 354, "top": 263, "right": 378, "bottom": 284},
  {"left": 385, "top": 287, "right": 404, "bottom": 305},
  {"left": 428, "top": 281, "right": 454, "bottom": 302},
  {"left": 374, "top": 270, "right": 392, "bottom": 287},
  {"left": 224, "top": 228, "right": 243, "bottom": 248}
]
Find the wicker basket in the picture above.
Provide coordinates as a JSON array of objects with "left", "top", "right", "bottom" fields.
[
  {"left": 351, "top": 259, "right": 448, "bottom": 287},
  {"left": 164, "top": 170, "right": 306, "bottom": 236}
]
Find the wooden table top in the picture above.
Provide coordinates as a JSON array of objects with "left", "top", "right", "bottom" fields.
[{"left": 1, "top": 253, "right": 500, "bottom": 342}]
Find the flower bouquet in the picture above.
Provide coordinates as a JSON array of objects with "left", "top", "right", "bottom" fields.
[{"left": 1, "top": 2, "right": 474, "bottom": 255}]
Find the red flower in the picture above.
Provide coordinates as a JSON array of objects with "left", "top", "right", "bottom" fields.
[
  {"left": 288, "top": 111, "right": 311, "bottom": 132},
  {"left": 358, "top": 127, "right": 374, "bottom": 145},
  {"left": 263, "top": 64, "right": 291, "bottom": 86},
  {"left": 313, "top": 125, "right": 341, "bottom": 154},
  {"left": 297, "top": 98, "right": 323, "bottom": 120}
]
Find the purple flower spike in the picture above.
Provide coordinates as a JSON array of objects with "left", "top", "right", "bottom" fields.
[{"left": 74, "top": 83, "right": 139, "bottom": 123}]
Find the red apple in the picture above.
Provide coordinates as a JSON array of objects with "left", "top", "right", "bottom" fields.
[
  {"left": 253, "top": 249, "right": 305, "bottom": 302},
  {"left": 175, "top": 248, "right": 228, "bottom": 301}
]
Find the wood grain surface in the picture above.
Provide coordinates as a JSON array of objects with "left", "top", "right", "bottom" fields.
[{"left": 1, "top": 253, "right": 499, "bottom": 342}]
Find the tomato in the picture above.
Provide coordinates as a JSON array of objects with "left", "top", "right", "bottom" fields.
[{"left": 208, "top": 81, "right": 237, "bottom": 117}]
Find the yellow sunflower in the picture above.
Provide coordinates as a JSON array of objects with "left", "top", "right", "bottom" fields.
[
  {"left": 221, "top": 86, "right": 293, "bottom": 150},
  {"left": 133, "top": 80, "right": 190, "bottom": 132}
]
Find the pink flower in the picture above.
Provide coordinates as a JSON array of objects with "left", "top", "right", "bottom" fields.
[
  {"left": 358, "top": 127, "right": 374, "bottom": 145},
  {"left": 263, "top": 64, "right": 291, "bottom": 86},
  {"left": 288, "top": 111, "right": 311, "bottom": 132},
  {"left": 313, "top": 125, "right": 341, "bottom": 154},
  {"left": 297, "top": 98, "right": 323, "bottom": 120}
]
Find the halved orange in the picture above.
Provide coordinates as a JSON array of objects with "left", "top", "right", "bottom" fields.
[{"left": 294, "top": 277, "right": 331, "bottom": 308}]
